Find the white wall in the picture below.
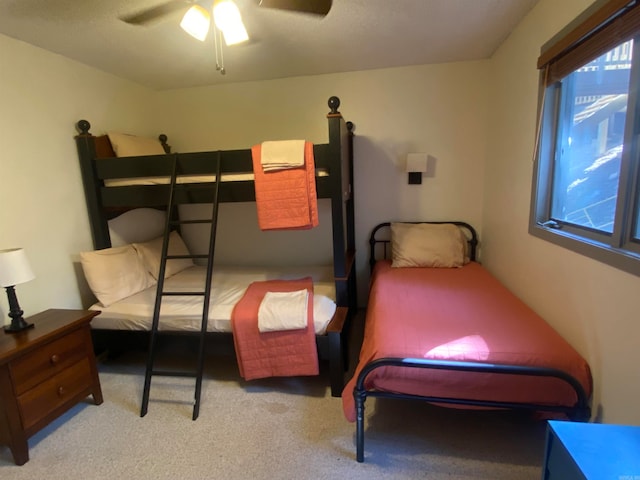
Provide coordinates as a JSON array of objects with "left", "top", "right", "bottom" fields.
[
  {"left": 156, "top": 63, "right": 489, "bottom": 304},
  {"left": 0, "top": 34, "right": 156, "bottom": 319},
  {"left": 484, "top": 0, "right": 640, "bottom": 424}
]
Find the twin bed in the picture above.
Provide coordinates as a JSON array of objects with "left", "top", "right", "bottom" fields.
[
  {"left": 342, "top": 222, "right": 592, "bottom": 462},
  {"left": 74, "top": 96, "right": 356, "bottom": 397}
]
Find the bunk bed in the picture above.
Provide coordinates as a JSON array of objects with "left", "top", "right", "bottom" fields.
[
  {"left": 343, "top": 222, "right": 593, "bottom": 462},
  {"left": 74, "top": 96, "right": 356, "bottom": 397}
]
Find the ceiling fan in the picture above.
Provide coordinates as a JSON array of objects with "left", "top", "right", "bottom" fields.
[
  {"left": 120, "top": 0, "right": 331, "bottom": 75},
  {"left": 120, "top": 0, "right": 333, "bottom": 29}
]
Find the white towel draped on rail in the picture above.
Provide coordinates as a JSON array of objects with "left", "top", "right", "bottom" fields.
[
  {"left": 260, "top": 140, "right": 306, "bottom": 172},
  {"left": 258, "top": 289, "right": 310, "bottom": 332}
]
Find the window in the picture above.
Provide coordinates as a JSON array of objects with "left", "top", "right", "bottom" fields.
[{"left": 531, "top": 0, "right": 640, "bottom": 276}]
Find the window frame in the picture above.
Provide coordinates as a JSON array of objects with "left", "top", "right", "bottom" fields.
[{"left": 530, "top": 0, "right": 640, "bottom": 277}]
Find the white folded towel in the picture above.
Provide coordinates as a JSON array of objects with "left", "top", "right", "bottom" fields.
[
  {"left": 258, "top": 289, "right": 309, "bottom": 332},
  {"left": 313, "top": 294, "right": 336, "bottom": 325},
  {"left": 261, "top": 140, "right": 305, "bottom": 172}
]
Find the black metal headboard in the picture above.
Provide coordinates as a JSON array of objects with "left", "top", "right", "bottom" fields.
[{"left": 368, "top": 221, "right": 479, "bottom": 272}]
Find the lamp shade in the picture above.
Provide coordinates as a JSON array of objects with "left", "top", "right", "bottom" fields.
[
  {"left": 214, "top": 0, "right": 249, "bottom": 45},
  {"left": 0, "top": 248, "right": 35, "bottom": 287},
  {"left": 180, "top": 5, "right": 211, "bottom": 41},
  {"left": 406, "top": 153, "right": 428, "bottom": 173}
]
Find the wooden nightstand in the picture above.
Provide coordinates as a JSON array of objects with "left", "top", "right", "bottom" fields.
[{"left": 0, "top": 309, "right": 103, "bottom": 465}]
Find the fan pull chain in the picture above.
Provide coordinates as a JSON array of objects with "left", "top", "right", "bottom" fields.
[
  {"left": 212, "top": 22, "right": 226, "bottom": 75},
  {"left": 218, "top": 28, "right": 225, "bottom": 75}
]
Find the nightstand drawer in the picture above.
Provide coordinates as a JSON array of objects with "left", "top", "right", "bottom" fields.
[
  {"left": 17, "top": 358, "right": 92, "bottom": 430},
  {"left": 10, "top": 328, "right": 87, "bottom": 395}
]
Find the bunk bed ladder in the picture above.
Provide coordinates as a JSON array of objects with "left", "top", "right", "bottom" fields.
[{"left": 140, "top": 152, "right": 222, "bottom": 420}]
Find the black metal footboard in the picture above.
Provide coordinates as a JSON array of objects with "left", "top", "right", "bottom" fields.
[{"left": 353, "top": 357, "right": 591, "bottom": 463}]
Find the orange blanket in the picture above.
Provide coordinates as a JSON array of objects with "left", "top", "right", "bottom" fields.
[
  {"left": 251, "top": 142, "right": 319, "bottom": 230},
  {"left": 342, "top": 261, "right": 593, "bottom": 422},
  {"left": 231, "top": 278, "right": 319, "bottom": 380}
]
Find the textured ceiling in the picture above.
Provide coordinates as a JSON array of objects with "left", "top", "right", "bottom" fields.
[{"left": 0, "top": 0, "right": 540, "bottom": 90}]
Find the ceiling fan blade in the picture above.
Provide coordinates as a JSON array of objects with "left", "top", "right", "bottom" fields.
[
  {"left": 120, "top": 1, "right": 192, "bottom": 25},
  {"left": 258, "top": 0, "right": 332, "bottom": 16}
]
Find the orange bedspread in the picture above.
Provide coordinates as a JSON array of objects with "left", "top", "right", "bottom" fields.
[
  {"left": 231, "top": 278, "right": 319, "bottom": 381},
  {"left": 251, "top": 142, "right": 319, "bottom": 231},
  {"left": 342, "top": 261, "right": 592, "bottom": 422}
]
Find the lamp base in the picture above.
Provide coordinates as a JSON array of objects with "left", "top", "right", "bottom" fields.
[
  {"left": 3, "top": 318, "right": 34, "bottom": 334},
  {"left": 3, "top": 285, "right": 34, "bottom": 333}
]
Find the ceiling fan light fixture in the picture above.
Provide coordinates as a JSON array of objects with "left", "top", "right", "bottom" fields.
[
  {"left": 213, "top": 0, "right": 249, "bottom": 45},
  {"left": 180, "top": 5, "right": 211, "bottom": 41},
  {"left": 220, "top": 22, "right": 249, "bottom": 46}
]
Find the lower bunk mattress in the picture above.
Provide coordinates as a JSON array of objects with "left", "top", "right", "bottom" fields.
[
  {"left": 89, "top": 264, "right": 336, "bottom": 335},
  {"left": 342, "top": 260, "right": 593, "bottom": 421}
]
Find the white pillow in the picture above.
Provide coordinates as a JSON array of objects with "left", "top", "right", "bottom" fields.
[
  {"left": 391, "top": 223, "right": 466, "bottom": 268},
  {"left": 134, "top": 231, "right": 194, "bottom": 280},
  {"left": 80, "top": 245, "right": 155, "bottom": 307},
  {"left": 108, "top": 208, "right": 167, "bottom": 247},
  {"left": 107, "top": 132, "right": 165, "bottom": 157}
]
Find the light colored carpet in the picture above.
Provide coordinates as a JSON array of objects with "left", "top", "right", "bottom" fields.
[{"left": 1, "top": 349, "right": 546, "bottom": 479}]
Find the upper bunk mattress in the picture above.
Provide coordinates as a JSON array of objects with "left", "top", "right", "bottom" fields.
[
  {"left": 90, "top": 264, "right": 336, "bottom": 335},
  {"left": 104, "top": 170, "right": 329, "bottom": 187},
  {"left": 342, "top": 261, "right": 593, "bottom": 421}
]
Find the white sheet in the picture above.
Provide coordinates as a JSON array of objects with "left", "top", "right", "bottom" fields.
[
  {"left": 104, "top": 169, "right": 329, "bottom": 187},
  {"left": 89, "top": 264, "right": 337, "bottom": 334}
]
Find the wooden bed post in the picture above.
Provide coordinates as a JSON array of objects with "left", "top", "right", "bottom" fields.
[
  {"left": 325, "top": 97, "right": 357, "bottom": 395},
  {"left": 326, "top": 97, "right": 355, "bottom": 308},
  {"left": 345, "top": 121, "right": 357, "bottom": 313},
  {"left": 75, "top": 120, "right": 111, "bottom": 250}
]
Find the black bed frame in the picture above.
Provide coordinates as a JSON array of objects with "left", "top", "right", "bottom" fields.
[
  {"left": 74, "top": 96, "right": 356, "bottom": 397},
  {"left": 354, "top": 222, "right": 591, "bottom": 462}
]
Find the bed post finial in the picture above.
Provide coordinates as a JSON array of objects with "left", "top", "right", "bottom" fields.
[
  {"left": 158, "top": 134, "right": 171, "bottom": 154},
  {"left": 346, "top": 121, "right": 355, "bottom": 132},
  {"left": 328, "top": 96, "right": 340, "bottom": 115},
  {"left": 76, "top": 119, "right": 91, "bottom": 135}
]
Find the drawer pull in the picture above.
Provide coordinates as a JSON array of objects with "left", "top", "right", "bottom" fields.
[
  {"left": 50, "top": 354, "right": 60, "bottom": 365},
  {"left": 57, "top": 386, "right": 66, "bottom": 397}
]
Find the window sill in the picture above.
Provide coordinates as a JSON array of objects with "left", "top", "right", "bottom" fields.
[{"left": 529, "top": 223, "right": 640, "bottom": 278}]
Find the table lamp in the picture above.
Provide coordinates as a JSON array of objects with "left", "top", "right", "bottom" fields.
[{"left": 0, "top": 248, "right": 35, "bottom": 333}]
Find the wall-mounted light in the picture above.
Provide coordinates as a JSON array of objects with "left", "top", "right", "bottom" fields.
[{"left": 406, "top": 153, "right": 428, "bottom": 184}]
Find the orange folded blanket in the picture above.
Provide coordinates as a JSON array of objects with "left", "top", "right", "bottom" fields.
[
  {"left": 251, "top": 141, "right": 319, "bottom": 230},
  {"left": 231, "top": 278, "right": 319, "bottom": 381}
]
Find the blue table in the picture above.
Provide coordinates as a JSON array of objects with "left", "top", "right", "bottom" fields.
[{"left": 543, "top": 420, "right": 640, "bottom": 479}]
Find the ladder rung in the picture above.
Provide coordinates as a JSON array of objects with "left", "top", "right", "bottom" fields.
[
  {"left": 166, "top": 254, "right": 209, "bottom": 259},
  {"left": 170, "top": 219, "right": 212, "bottom": 225},
  {"left": 173, "top": 182, "right": 217, "bottom": 189},
  {"left": 161, "top": 291, "right": 205, "bottom": 296},
  {"left": 151, "top": 370, "right": 198, "bottom": 378}
]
